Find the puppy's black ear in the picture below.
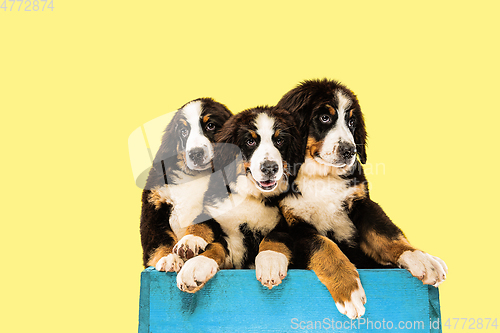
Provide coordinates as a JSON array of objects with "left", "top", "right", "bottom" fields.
[
  {"left": 212, "top": 116, "right": 244, "bottom": 184},
  {"left": 354, "top": 111, "right": 367, "bottom": 164},
  {"left": 283, "top": 112, "right": 304, "bottom": 176},
  {"left": 144, "top": 110, "right": 183, "bottom": 189},
  {"left": 287, "top": 126, "right": 304, "bottom": 177},
  {"left": 276, "top": 87, "right": 318, "bottom": 159},
  {"left": 156, "top": 112, "right": 182, "bottom": 163},
  {"left": 276, "top": 86, "right": 314, "bottom": 140},
  {"left": 270, "top": 107, "right": 304, "bottom": 177},
  {"left": 200, "top": 97, "right": 233, "bottom": 123}
]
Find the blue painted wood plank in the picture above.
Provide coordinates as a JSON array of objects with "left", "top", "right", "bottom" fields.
[{"left": 139, "top": 268, "right": 441, "bottom": 333}]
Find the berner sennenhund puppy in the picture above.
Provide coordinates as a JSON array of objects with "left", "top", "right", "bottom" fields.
[
  {"left": 140, "top": 98, "right": 232, "bottom": 272},
  {"left": 275, "top": 79, "right": 448, "bottom": 319},
  {"left": 167, "top": 106, "right": 302, "bottom": 293}
]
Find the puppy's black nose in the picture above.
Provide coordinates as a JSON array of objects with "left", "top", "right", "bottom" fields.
[
  {"left": 260, "top": 160, "right": 279, "bottom": 177},
  {"left": 188, "top": 148, "right": 205, "bottom": 165},
  {"left": 338, "top": 142, "right": 356, "bottom": 160}
]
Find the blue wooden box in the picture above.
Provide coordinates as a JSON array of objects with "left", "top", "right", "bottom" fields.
[{"left": 139, "top": 267, "right": 441, "bottom": 332}]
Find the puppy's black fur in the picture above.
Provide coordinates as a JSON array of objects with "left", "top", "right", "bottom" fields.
[
  {"left": 174, "top": 106, "right": 302, "bottom": 292},
  {"left": 276, "top": 79, "right": 447, "bottom": 319},
  {"left": 140, "top": 98, "right": 232, "bottom": 269}
]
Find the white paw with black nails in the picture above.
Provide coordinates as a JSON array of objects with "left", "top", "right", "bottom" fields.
[
  {"left": 176, "top": 255, "right": 218, "bottom": 293},
  {"left": 173, "top": 235, "right": 208, "bottom": 260},
  {"left": 397, "top": 250, "right": 448, "bottom": 287},
  {"left": 255, "top": 250, "right": 289, "bottom": 289},
  {"left": 155, "top": 253, "right": 184, "bottom": 273},
  {"left": 335, "top": 278, "right": 366, "bottom": 319}
]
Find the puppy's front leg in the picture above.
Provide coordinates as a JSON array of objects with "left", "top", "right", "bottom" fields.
[
  {"left": 173, "top": 222, "right": 212, "bottom": 260},
  {"left": 173, "top": 216, "right": 223, "bottom": 260},
  {"left": 308, "top": 235, "right": 366, "bottom": 319},
  {"left": 282, "top": 207, "right": 366, "bottom": 319},
  {"left": 176, "top": 239, "right": 229, "bottom": 293},
  {"left": 353, "top": 198, "right": 448, "bottom": 286},
  {"left": 141, "top": 190, "right": 184, "bottom": 273},
  {"left": 256, "top": 237, "right": 292, "bottom": 289},
  {"left": 150, "top": 244, "right": 184, "bottom": 273},
  {"left": 255, "top": 216, "right": 292, "bottom": 289}
]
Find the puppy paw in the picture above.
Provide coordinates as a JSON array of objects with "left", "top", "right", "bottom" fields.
[
  {"left": 173, "top": 235, "right": 208, "bottom": 260},
  {"left": 255, "top": 250, "right": 289, "bottom": 289},
  {"left": 155, "top": 253, "right": 184, "bottom": 273},
  {"left": 176, "top": 256, "right": 218, "bottom": 293},
  {"left": 335, "top": 278, "right": 366, "bottom": 319},
  {"left": 398, "top": 250, "right": 448, "bottom": 287}
]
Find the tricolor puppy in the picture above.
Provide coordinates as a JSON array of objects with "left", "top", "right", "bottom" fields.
[
  {"left": 140, "top": 98, "right": 232, "bottom": 272},
  {"left": 173, "top": 106, "right": 302, "bottom": 293},
  {"left": 276, "top": 79, "right": 448, "bottom": 319}
]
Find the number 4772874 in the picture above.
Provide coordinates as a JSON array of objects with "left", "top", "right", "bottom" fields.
[
  {"left": 444, "top": 318, "right": 498, "bottom": 330},
  {"left": 1, "top": 0, "right": 54, "bottom": 11}
]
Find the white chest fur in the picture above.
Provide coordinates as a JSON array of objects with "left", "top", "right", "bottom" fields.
[
  {"left": 282, "top": 167, "right": 359, "bottom": 244},
  {"left": 152, "top": 173, "right": 211, "bottom": 240},
  {"left": 206, "top": 175, "right": 281, "bottom": 268}
]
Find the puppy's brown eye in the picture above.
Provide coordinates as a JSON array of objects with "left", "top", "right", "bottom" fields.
[
  {"left": 206, "top": 122, "right": 215, "bottom": 131},
  {"left": 181, "top": 128, "right": 189, "bottom": 137},
  {"left": 348, "top": 118, "right": 355, "bottom": 128},
  {"left": 246, "top": 139, "right": 256, "bottom": 146},
  {"left": 320, "top": 115, "right": 331, "bottom": 123},
  {"left": 275, "top": 138, "right": 284, "bottom": 146}
]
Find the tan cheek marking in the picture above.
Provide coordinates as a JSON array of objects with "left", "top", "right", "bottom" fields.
[
  {"left": 146, "top": 237, "right": 177, "bottom": 267},
  {"left": 306, "top": 136, "right": 323, "bottom": 158},
  {"left": 175, "top": 150, "right": 187, "bottom": 170},
  {"left": 203, "top": 114, "right": 211, "bottom": 123},
  {"left": 237, "top": 162, "right": 246, "bottom": 175},
  {"left": 308, "top": 235, "right": 359, "bottom": 304},
  {"left": 184, "top": 224, "right": 215, "bottom": 244},
  {"left": 177, "top": 151, "right": 194, "bottom": 174},
  {"left": 326, "top": 104, "right": 336, "bottom": 115},
  {"left": 259, "top": 240, "right": 292, "bottom": 262},
  {"left": 283, "top": 160, "right": 289, "bottom": 175},
  {"left": 360, "top": 230, "right": 416, "bottom": 265},
  {"left": 177, "top": 139, "right": 186, "bottom": 159}
]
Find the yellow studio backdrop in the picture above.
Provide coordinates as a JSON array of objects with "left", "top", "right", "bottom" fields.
[{"left": 1, "top": 1, "right": 498, "bottom": 332}]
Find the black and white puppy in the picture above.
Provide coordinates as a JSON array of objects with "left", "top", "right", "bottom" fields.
[
  {"left": 276, "top": 79, "right": 448, "bottom": 319},
  {"left": 140, "top": 98, "right": 232, "bottom": 271},
  {"left": 171, "top": 106, "right": 302, "bottom": 293}
]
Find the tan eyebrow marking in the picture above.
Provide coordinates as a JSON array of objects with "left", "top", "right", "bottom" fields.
[
  {"left": 180, "top": 119, "right": 188, "bottom": 127},
  {"left": 274, "top": 129, "right": 281, "bottom": 138},
  {"left": 326, "top": 104, "right": 336, "bottom": 115},
  {"left": 349, "top": 110, "right": 353, "bottom": 118},
  {"left": 249, "top": 130, "right": 257, "bottom": 139},
  {"left": 203, "top": 114, "right": 211, "bottom": 123}
]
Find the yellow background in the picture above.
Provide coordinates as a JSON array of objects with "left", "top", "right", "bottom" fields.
[{"left": 1, "top": 1, "right": 499, "bottom": 332}]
